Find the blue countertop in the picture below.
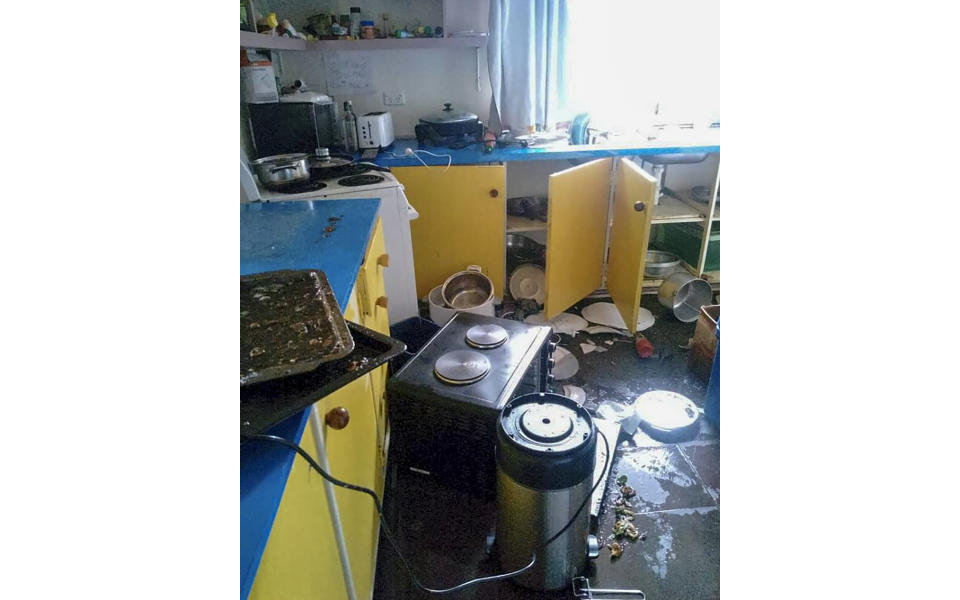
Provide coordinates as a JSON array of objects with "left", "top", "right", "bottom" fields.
[
  {"left": 240, "top": 198, "right": 380, "bottom": 600},
  {"left": 370, "top": 131, "right": 720, "bottom": 167}
]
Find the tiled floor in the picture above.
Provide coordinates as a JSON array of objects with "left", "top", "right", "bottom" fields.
[{"left": 374, "top": 295, "right": 719, "bottom": 599}]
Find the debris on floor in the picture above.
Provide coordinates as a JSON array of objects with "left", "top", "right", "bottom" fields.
[{"left": 635, "top": 335, "right": 654, "bottom": 358}]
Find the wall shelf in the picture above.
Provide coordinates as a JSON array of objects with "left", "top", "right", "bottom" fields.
[
  {"left": 240, "top": 31, "right": 485, "bottom": 52},
  {"left": 506, "top": 215, "right": 547, "bottom": 233}
]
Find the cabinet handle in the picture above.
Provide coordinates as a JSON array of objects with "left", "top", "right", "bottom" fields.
[
  {"left": 376, "top": 296, "right": 389, "bottom": 308},
  {"left": 325, "top": 407, "right": 350, "bottom": 430},
  {"left": 489, "top": 189, "right": 499, "bottom": 198},
  {"left": 634, "top": 201, "right": 645, "bottom": 212},
  {"left": 377, "top": 253, "right": 390, "bottom": 267}
]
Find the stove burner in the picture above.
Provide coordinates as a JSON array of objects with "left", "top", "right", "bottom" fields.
[
  {"left": 338, "top": 174, "right": 385, "bottom": 186},
  {"left": 465, "top": 324, "right": 509, "bottom": 349},
  {"left": 434, "top": 350, "right": 490, "bottom": 385},
  {"left": 274, "top": 180, "right": 327, "bottom": 194},
  {"left": 312, "top": 163, "right": 373, "bottom": 181}
]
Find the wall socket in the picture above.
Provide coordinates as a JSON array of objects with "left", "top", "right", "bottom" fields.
[{"left": 383, "top": 91, "right": 406, "bottom": 106}]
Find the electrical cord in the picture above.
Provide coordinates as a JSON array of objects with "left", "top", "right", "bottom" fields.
[
  {"left": 247, "top": 427, "right": 610, "bottom": 594},
  {"left": 385, "top": 149, "right": 453, "bottom": 172}
]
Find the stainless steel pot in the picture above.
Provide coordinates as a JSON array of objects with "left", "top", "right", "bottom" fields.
[
  {"left": 250, "top": 153, "right": 312, "bottom": 190},
  {"left": 441, "top": 265, "right": 494, "bottom": 310},
  {"left": 644, "top": 250, "right": 681, "bottom": 278},
  {"left": 657, "top": 272, "right": 713, "bottom": 322}
]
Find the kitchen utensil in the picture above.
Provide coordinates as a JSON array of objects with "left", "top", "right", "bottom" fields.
[
  {"left": 442, "top": 265, "right": 495, "bottom": 309},
  {"left": 416, "top": 102, "right": 484, "bottom": 147},
  {"left": 657, "top": 272, "right": 713, "bottom": 322},
  {"left": 240, "top": 320, "right": 404, "bottom": 436},
  {"left": 551, "top": 345, "right": 579, "bottom": 380},
  {"left": 634, "top": 390, "right": 701, "bottom": 442},
  {"left": 249, "top": 153, "right": 312, "bottom": 190},
  {"left": 496, "top": 393, "right": 598, "bottom": 590},
  {"left": 240, "top": 269, "right": 354, "bottom": 386},
  {"left": 428, "top": 285, "right": 494, "bottom": 325},
  {"left": 644, "top": 250, "right": 682, "bottom": 278},
  {"left": 509, "top": 264, "right": 546, "bottom": 304}
]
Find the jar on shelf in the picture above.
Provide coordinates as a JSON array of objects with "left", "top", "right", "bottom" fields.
[{"left": 360, "top": 20, "right": 376, "bottom": 39}]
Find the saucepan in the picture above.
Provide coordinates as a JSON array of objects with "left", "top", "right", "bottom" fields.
[
  {"left": 250, "top": 153, "right": 312, "bottom": 190},
  {"left": 441, "top": 265, "right": 494, "bottom": 310},
  {"left": 657, "top": 272, "right": 713, "bottom": 322}
]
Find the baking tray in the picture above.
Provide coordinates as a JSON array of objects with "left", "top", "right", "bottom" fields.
[
  {"left": 241, "top": 269, "right": 354, "bottom": 386},
  {"left": 240, "top": 320, "right": 405, "bottom": 438}
]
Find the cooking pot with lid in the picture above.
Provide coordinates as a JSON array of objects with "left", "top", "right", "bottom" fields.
[
  {"left": 416, "top": 103, "right": 484, "bottom": 145},
  {"left": 250, "top": 153, "right": 312, "bottom": 190}
]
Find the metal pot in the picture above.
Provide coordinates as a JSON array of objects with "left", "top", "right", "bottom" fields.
[
  {"left": 441, "top": 265, "right": 494, "bottom": 310},
  {"left": 250, "top": 153, "right": 312, "bottom": 190},
  {"left": 657, "top": 272, "right": 713, "bottom": 322},
  {"left": 644, "top": 250, "right": 681, "bottom": 278},
  {"left": 427, "top": 285, "right": 494, "bottom": 325}
]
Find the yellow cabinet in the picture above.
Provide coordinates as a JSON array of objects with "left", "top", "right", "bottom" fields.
[
  {"left": 250, "top": 220, "right": 393, "bottom": 600},
  {"left": 393, "top": 165, "right": 505, "bottom": 299},
  {"left": 544, "top": 158, "right": 658, "bottom": 330}
]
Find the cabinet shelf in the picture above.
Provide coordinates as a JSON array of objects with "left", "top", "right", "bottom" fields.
[
  {"left": 651, "top": 192, "right": 720, "bottom": 224},
  {"left": 240, "top": 30, "right": 485, "bottom": 52},
  {"left": 506, "top": 215, "right": 547, "bottom": 232}
]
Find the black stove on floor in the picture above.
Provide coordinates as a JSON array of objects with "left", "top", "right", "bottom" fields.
[{"left": 387, "top": 312, "right": 554, "bottom": 496}]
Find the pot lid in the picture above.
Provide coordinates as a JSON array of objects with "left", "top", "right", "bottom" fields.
[
  {"left": 251, "top": 153, "right": 311, "bottom": 166},
  {"left": 421, "top": 103, "right": 478, "bottom": 125}
]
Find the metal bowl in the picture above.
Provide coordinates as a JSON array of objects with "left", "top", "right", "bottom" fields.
[
  {"left": 441, "top": 266, "right": 494, "bottom": 310},
  {"left": 644, "top": 250, "right": 681, "bottom": 278},
  {"left": 657, "top": 272, "right": 713, "bottom": 322}
]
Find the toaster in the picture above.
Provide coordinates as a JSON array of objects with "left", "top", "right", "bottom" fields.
[{"left": 357, "top": 111, "right": 395, "bottom": 149}]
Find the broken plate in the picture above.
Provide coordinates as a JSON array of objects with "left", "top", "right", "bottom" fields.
[
  {"left": 551, "top": 312, "right": 588, "bottom": 336},
  {"left": 551, "top": 345, "right": 579, "bottom": 380},
  {"left": 583, "top": 325, "right": 632, "bottom": 337},
  {"left": 581, "top": 302, "right": 655, "bottom": 332},
  {"left": 562, "top": 384, "right": 586, "bottom": 405},
  {"left": 523, "top": 312, "right": 547, "bottom": 325}
]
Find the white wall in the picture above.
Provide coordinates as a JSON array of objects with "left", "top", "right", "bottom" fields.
[{"left": 274, "top": 45, "right": 491, "bottom": 137}]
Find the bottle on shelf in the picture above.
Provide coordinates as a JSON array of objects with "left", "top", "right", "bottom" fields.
[{"left": 342, "top": 100, "right": 359, "bottom": 154}]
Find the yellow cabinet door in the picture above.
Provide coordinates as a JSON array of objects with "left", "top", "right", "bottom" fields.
[
  {"left": 249, "top": 290, "right": 383, "bottom": 600},
  {"left": 544, "top": 158, "right": 613, "bottom": 319},
  {"left": 393, "top": 165, "right": 505, "bottom": 299},
  {"left": 606, "top": 159, "right": 658, "bottom": 334}
]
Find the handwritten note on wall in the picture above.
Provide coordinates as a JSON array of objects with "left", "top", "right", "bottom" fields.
[{"left": 324, "top": 52, "right": 375, "bottom": 95}]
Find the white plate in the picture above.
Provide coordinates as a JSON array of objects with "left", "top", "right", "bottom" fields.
[
  {"left": 509, "top": 264, "right": 546, "bottom": 304},
  {"left": 551, "top": 346, "right": 579, "bottom": 380},
  {"left": 581, "top": 302, "right": 655, "bottom": 332},
  {"left": 562, "top": 384, "right": 586, "bottom": 405},
  {"left": 523, "top": 312, "right": 547, "bottom": 325},
  {"left": 550, "top": 312, "right": 588, "bottom": 336}
]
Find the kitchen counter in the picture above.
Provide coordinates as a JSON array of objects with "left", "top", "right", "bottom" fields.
[
  {"left": 240, "top": 198, "right": 380, "bottom": 600},
  {"left": 371, "top": 128, "right": 720, "bottom": 167}
]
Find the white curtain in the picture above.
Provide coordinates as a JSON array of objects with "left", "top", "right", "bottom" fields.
[{"left": 488, "top": 0, "right": 570, "bottom": 133}]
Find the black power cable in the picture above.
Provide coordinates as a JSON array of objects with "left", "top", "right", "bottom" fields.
[{"left": 247, "top": 428, "right": 610, "bottom": 595}]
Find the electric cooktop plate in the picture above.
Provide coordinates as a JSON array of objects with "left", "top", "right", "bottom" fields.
[
  {"left": 338, "top": 174, "right": 385, "bottom": 186},
  {"left": 434, "top": 349, "right": 491, "bottom": 385},
  {"left": 465, "top": 324, "right": 509, "bottom": 349}
]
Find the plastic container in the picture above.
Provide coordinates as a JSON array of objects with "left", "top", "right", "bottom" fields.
[
  {"left": 704, "top": 318, "right": 719, "bottom": 428},
  {"left": 688, "top": 305, "right": 719, "bottom": 381}
]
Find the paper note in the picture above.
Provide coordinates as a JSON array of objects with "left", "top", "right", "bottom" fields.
[{"left": 324, "top": 52, "right": 374, "bottom": 95}]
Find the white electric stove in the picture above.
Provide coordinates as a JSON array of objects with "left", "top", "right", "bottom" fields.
[{"left": 241, "top": 162, "right": 420, "bottom": 326}]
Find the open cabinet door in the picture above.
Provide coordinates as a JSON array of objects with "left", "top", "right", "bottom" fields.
[
  {"left": 544, "top": 158, "right": 613, "bottom": 319},
  {"left": 607, "top": 159, "right": 658, "bottom": 334}
]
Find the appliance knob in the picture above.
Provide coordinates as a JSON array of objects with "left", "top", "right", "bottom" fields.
[
  {"left": 325, "top": 407, "right": 350, "bottom": 430},
  {"left": 548, "top": 358, "right": 556, "bottom": 369},
  {"left": 549, "top": 341, "right": 558, "bottom": 352}
]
